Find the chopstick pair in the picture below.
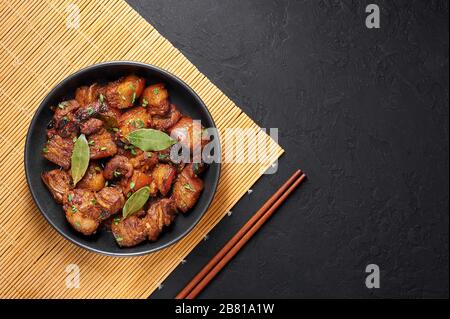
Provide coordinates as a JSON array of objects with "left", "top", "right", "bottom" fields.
[{"left": 176, "top": 169, "right": 306, "bottom": 299}]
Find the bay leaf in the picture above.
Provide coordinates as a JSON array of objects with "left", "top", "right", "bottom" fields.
[
  {"left": 122, "top": 186, "right": 150, "bottom": 218},
  {"left": 126, "top": 128, "right": 176, "bottom": 151},
  {"left": 71, "top": 134, "right": 90, "bottom": 186}
]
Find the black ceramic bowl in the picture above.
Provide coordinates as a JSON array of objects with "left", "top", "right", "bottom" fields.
[{"left": 25, "top": 61, "right": 221, "bottom": 257}]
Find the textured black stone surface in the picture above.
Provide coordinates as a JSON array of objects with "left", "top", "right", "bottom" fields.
[{"left": 126, "top": 0, "right": 449, "bottom": 298}]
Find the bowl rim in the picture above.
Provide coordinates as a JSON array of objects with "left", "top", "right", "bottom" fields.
[{"left": 24, "top": 60, "right": 221, "bottom": 257}]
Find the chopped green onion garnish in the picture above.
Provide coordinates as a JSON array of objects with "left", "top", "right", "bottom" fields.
[{"left": 183, "top": 184, "right": 195, "bottom": 192}]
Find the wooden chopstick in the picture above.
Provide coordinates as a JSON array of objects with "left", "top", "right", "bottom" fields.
[{"left": 176, "top": 169, "right": 306, "bottom": 299}]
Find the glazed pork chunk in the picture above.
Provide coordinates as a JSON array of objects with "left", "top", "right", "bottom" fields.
[
  {"left": 143, "top": 198, "right": 178, "bottom": 241},
  {"left": 77, "top": 163, "right": 105, "bottom": 192},
  {"left": 111, "top": 199, "right": 178, "bottom": 247},
  {"left": 52, "top": 99, "right": 81, "bottom": 138},
  {"left": 95, "top": 187, "right": 125, "bottom": 219},
  {"left": 75, "top": 83, "right": 103, "bottom": 106},
  {"left": 103, "top": 155, "right": 134, "bottom": 180},
  {"left": 120, "top": 169, "right": 153, "bottom": 197},
  {"left": 63, "top": 189, "right": 102, "bottom": 235},
  {"left": 53, "top": 100, "right": 80, "bottom": 123},
  {"left": 171, "top": 164, "right": 204, "bottom": 213},
  {"left": 75, "top": 101, "right": 121, "bottom": 129},
  {"left": 41, "top": 169, "right": 72, "bottom": 204},
  {"left": 42, "top": 134, "right": 74, "bottom": 169},
  {"left": 111, "top": 214, "right": 147, "bottom": 247},
  {"left": 168, "top": 116, "right": 209, "bottom": 152},
  {"left": 129, "top": 150, "right": 158, "bottom": 171},
  {"left": 149, "top": 104, "right": 182, "bottom": 131},
  {"left": 104, "top": 75, "right": 145, "bottom": 109},
  {"left": 88, "top": 129, "right": 118, "bottom": 160},
  {"left": 118, "top": 107, "right": 151, "bottom": 138},
  {"left": 79, "top": 118, "right": 103, "bottom": 135},
  {"left": 140, "top": 83, "right": 170, "bottom": 115},
  {"left": 152, "top": 163, "right": 177, "bottom": 196}
]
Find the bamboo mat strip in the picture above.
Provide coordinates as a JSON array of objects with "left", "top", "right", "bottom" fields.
[{"left": 0, "top": 0, "right": 283, "bottom": 298}]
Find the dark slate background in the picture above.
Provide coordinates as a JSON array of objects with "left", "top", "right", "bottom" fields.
[{"left": 126, "top": 0, "right": 449, "bottom": 298}]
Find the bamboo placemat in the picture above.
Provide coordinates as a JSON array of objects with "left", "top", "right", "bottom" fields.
[{"left": 0, "top": 0, "right": 283, "bottom": 298}]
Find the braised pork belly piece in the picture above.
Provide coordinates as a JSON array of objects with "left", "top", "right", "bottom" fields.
[
  {"left": 52, "top": 100, "right": 81, "bottom": 138},
  {"left": 112, "top": 199, "right": 178, "bottom": 247},
  {"left": 129, "top": 150, "right": 158, "bottom": 171},
  {"left": 104, "top": 75, "right": 145, "bottom": 109},
  {"left": 63, "top": 189, "right": 102, "bottom": 235},
  {"left": 77, "top": 163, "right": 105, "bottom": 192},
  {"left": 168, "top": 116, "right": 210, "bottom": 152},
  {"left": 80, "top": 118, "right": 103, "bottom": 135},
  {"left": 95, "top": 187, "right": 125, "bottom": 219},
  {"left": 140, "top": 83, "right": 170, "bottom": 116},
  {"left": 75, "top": 101, "right": 121, "bottom": 129},
  {"left": 119, "top": 169, "right": 153, "bottom": 197},
  {"left": 88, "top": 129, "right": 118, "bottom": 159},
  {"left": 152, "top": 163, "right": 177, "bottom": 196},
  {"left": 118, "top": 107, "right": 151, "bottom": 138},
  {"left": 42, "top": 134, "right": 74, "bottom": 169},
  {"left": 144, "top": 198, "right": 178, "bottom": 241},
  {"left": 103, "top": 155, "right": 134, "bottom": 180},
  {"left": 150, "top": 104, "right": 181, "bottom": 131},
  {"left": 41, "top": 169, "right": 72, "bottom": 204},
  {"left": 53, "top": 100, "right": 81, "bottom": 123},
  {"left": 172, "top": 164, "right": 205, "bottom": 213},
  {"left": 111, "top": 214, "right": 147, "bottom": 247},
  {"left": 75, "top": 83, "right": 103, "bottom": 106}
]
